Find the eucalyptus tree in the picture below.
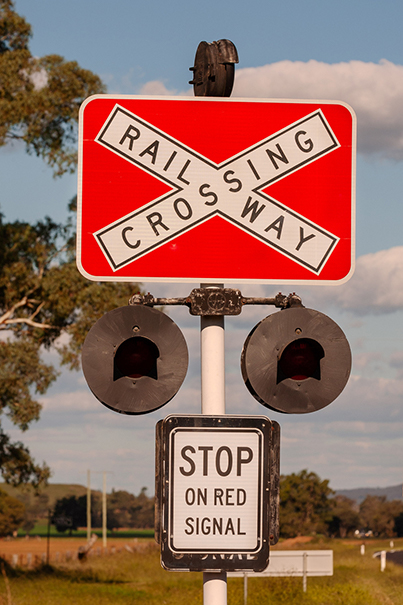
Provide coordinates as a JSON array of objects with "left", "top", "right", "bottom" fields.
[{"left": 0, "top": 1, "right": 141, "bottom": 486}]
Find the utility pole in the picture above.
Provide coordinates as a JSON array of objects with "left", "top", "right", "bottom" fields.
[
  {"left": 88, "top": 470, "right": 113, "bottom": 547},
  {"left": 102, "top": 471, "right": 107, "bottom": 548},
  {"left": 87, "top": 469, "right": 91, "bottom": 541}
]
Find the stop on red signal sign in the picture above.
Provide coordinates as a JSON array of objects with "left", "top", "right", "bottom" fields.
[
  {"left": 155, "top": 415, "right": 280, "bottom": 572},
  {"left": 77, "top": 96, "right": 356, "bottom": 284}
]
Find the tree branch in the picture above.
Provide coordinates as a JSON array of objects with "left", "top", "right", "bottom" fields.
[
  {"left": 0, "top": 296, "right": 28, "bottom": 324},
  {"left": 0, "top": 297, "right": 53, "bottom": 330}
]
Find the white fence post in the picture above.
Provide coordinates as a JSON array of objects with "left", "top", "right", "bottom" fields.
[
  {"left": 380, "top": 550, "right": 386, "bottom": 572},
  {"left": 302, "top": 552, "right": 308, "bottom": 592}
]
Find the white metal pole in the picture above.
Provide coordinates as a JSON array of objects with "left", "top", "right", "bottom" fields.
[
  {"left": 201, "top": 315, "right": 226, "bottom": 414},
  {"left": 87, "top": 469, "right": 91, "bottom": 541},
  {"left": 200, "top": 284, "right": 227, "bottom": 605},
  {"left": 203, "top": 573, "right": 227, "bottom": 605}
]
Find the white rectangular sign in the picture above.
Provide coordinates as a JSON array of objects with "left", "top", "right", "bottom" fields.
[
  {"left": 168, "top": 426, "right": 264, "bottom": 553},
  {"left": 228, "top": 550, "right": 334, "bottom": 577}
]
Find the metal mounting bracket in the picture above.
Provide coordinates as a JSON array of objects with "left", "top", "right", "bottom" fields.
[{"left": 129, "top": 288, "right": 303, "bottom": 316}]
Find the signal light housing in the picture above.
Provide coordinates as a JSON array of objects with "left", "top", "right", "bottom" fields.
[
  {"left": 241, "top": 307, "right": 352, "bottom": 414},
  {"left": 82, "top": 305, "right": 188, "bottom": 415}
]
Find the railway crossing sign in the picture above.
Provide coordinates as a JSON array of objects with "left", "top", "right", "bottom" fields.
[{"left": 77, "top": 96, "right": 356, "bottom": 284}]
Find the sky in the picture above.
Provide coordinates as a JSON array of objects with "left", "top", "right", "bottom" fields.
[{"left": 1, "top": 0, "right": 403, "bottom": 496}]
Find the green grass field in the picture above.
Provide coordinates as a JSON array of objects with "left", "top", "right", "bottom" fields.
[
  {"left": 17, "top": 521, "right": 154, "bottom": 539},
  {"left": 0, "top": 538, "right": 402, "bottom": 605}
]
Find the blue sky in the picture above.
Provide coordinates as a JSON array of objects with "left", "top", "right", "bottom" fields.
[{"left": 1, "top": 0, "right": 402, "bottom": 495}]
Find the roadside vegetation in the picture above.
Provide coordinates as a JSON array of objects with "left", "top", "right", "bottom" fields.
[
  {"left": 279, "top": 470, "right": 403, "bottom": 539},
  {"left": 2, "top": 471, "right": 403, "bottom": 541},
  {"left": 0, "top": 537, "right": 401, "bottom": 605}
]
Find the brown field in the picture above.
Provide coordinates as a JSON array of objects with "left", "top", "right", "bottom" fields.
[
  {"left": 274, "top": 536, "right": 313, "bottom": 548},
  {"left": 0, "top": 536, "right": 153, "bottom": 566},
  {"left": 0, "top": 534, "right": 324, "bottom": 560}
]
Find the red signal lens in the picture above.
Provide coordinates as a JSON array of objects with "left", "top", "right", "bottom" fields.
[
  {"left": 278, "top": 338, "right": 324, "bottom": 381},
  {"left": 115, "top": 337, "right": 159, "bottom": 379}
]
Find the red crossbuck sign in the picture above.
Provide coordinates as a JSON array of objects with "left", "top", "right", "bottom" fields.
[{"left": 77, "top": 97, "right": 356, "bottom": 284}]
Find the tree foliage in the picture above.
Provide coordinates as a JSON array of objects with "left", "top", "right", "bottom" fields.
[
  {"left": 108, "top": 487, "right": 154, "bottom": 530},
  {"left": 279, "top": 470, "right": 403, "bottom": 539},
  {"left": 327, "top": 495, "right": 360, "bottom": 538},
  {"left": 359, "top": 495, "right": 403, "bottom": 538},
  {"left": 0, "top": 488, "right": 25, "bottom": 536},
  {"left": 0, "top": 2, "right": 142, "bottom": 488},
  {"left": 52, "top": 494, "right": 93, "bottom": 533},
  {"left": 0, "top": 0, "right": 105, "bottom": 175},
  {"left": 52, "top": 488, "right": 154, "bottom": 533},
  {"left": 16, "top": 490, "right": 49, "bottom": 533},
  {"left": 280, "top": 470, "right": 334, "bottom": 538},
  {"left": 394, "top": 511, "right": 403, "bottom": 537},
  {"left": 0, "top": 212, "right": 141, "bottom": 486}
]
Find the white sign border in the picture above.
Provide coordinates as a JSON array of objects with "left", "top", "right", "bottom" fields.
[{"left": 167, "top": 425, "right": 265, "bottom": 555}]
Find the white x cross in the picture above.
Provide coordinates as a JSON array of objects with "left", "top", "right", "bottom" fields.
[{"left": 94, "top": 105, "right": 340, "bottom": 274}]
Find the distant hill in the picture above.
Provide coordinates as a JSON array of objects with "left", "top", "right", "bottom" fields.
[
  {"left": 0, "top": 482, "right": 96, "bottom": 510},
  {"left": 335, "top": 484, "right": 403, "bottom": 504}
]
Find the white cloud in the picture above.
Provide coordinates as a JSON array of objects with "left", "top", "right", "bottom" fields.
[
  {"left": 40, "top": 389, "right": 97, "bottom": 412},
  {"left": 0, "top": 330, "right": 14, "bottom": 342},
  {"left": 30, "top": 67, "right": 48, "bottom": 90},
  {"left": 138, "top": 80, "right": 179, "bottom": 96},
  {"left": 390, "top": 351, "right": 403, "bottom": 379},
  {"left": 259, "top": 370, "right": 403, "bottom": 488},
  {"left": 353, "top": 352, "right": 382, "bottom": 370},
  {"left": 301, "top": 246, "right": 403, "bottom": 314},
  {"left": 278, "top": 418, "right": 403, "bottom": 489},
  {"left": 148, "top": 247, "right": 403, "bottom": 334},
  {"left": 334, "top": 373, "right": 403, "bottom": 422},
  {"left": 108, "top": 59, "right": 403, "bottom": 158},
  {"left": 230, "top": 59, "right": 403, "bottom": 159}
]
